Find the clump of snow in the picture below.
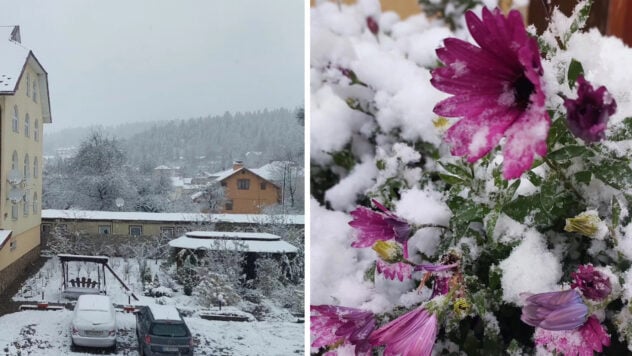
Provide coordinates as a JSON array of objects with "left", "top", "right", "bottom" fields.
[
  {"left": 324, "top": 160, "right": 378, "bottom": 211},
  {"left": 492, "top": 213, "right": 529, "bottom": 244},
  {"left": 621, "top": 268, "right": 632, "bottom": 303},
  {"left": 310, "top": 199, "right": 374, "bottom": 307},
  {"left": 617, "top": 223, "right": 632, "bottom": 261},
  {"left": 395, "top": 188, "right": 451, "bottom": 226},
  {"left": 498, "top": 231, "right": 563, "bottom": 305}
]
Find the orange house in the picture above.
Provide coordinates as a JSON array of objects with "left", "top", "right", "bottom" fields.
[{"left": 215, "top": 162, "right": 281, "bottom": 214}]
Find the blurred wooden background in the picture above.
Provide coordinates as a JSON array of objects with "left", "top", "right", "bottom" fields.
[{"left": 310, "top": 0, "right": 632, "bottom": 47}]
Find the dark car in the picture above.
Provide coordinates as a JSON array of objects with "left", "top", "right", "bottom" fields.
[{"left": 136, "top": 304, "right": 194, "bottom": 356}]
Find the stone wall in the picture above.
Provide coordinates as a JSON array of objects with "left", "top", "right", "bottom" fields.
[{"left": 0, "top": 245, "right": 40, "bottom": 294}]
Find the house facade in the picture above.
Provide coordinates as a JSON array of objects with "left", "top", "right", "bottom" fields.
[
  {"left": 213, "top": 161, "right": 281, "bottom": 214},
  {"left": 0, "top": 26, "right": 52, "bottom": 293}
]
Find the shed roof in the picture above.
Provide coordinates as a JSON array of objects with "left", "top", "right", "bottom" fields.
[{"left": 168, "top": 231, "right": 298, "bottom": 254}]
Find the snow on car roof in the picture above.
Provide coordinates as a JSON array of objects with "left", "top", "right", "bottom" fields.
[
  {"left": 148, "top": 304, "right": 182, "bottom": 321},
  {"left": 42, "top": 209, "right": 304, "bottom": 225},
  {"left": 76, "top": 295, "right": 112, "bottom": 311}
]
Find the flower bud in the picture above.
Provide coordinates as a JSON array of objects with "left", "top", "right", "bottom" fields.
[
  {"left": 372, "top": 240, "right": 403, "bottom": 264},
  {"left": 366, "top": 16, "right": 379, "bottom": 36}
]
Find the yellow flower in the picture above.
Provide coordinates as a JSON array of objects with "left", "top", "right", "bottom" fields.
[
  {"left": 432, "top": 116, "right": 450, "bottom": 131},
  {"left": 372, "top": 240, "right": 403, "bottom": 264}
]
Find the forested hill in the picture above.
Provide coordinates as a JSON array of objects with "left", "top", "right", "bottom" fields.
[{"left": 44, "top": 108, "right": 304, "bottom": 174}]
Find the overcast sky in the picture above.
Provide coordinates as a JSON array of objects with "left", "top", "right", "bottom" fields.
[{"left": 0, "top": 0, "right": 304, "bottom": 131}]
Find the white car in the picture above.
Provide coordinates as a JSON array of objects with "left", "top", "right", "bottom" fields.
[{"left": 70, "top": 294, "right": 117, "bottom": 349}]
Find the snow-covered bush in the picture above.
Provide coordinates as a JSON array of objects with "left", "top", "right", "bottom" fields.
[
  {"left": 311, "top": 0, "right": 632, "bottom": 354},
  {"left": 194, "top": 272, "right": 241, "bottom": 307}
]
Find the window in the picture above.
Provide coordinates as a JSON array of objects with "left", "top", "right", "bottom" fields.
[
  {"left": 225, "top": 200, "right": 234, "bottom": 211},
  {"left": 98, "top": 225, "right": 111, "bottom": 235},
  {"left": 23, "top": 155, "right": 29, "bottom": 180},
  {"left": 32, "top": 193, "right": 38, "bottom": 214},
  {"left": 24, "top": 114, "right": 30, "bottom": 137},
  {"left": 11, "top": 204, "right": 18, "bottom": 220},
  {"left": 32, "top": 79, "right": 37, "bottom": 103},
  {"left": 34, "top": 120, "right": 39, "bottom": 141},
  {"left": 220, "top": 181, "right": 227, "bottom": 187},
  {"left": 33, "top": 157, "right": 38, "bottom": 178},
  {"left": 160, "top": 227, "right": 175, "bottom": 238},
  {"left": 10, "top": 240, "right": 16, "bottom": 251},
  {"left": 129, "top": 225, "right": 142, "bottom": 236},
  {"left": 11, "top": 151, "right": 18, "bottom": 170},
  {"left": 260, "top": 182, "right": 267, "bottom": 190},
  {"left": 12, "top": 106, "right": 18, "bottom": 133},
  {"left": 237, "top": 179, "right": 250, "bottom": 190},
  {"left": 26, "top": 73, "right": 30, "bottom": 97},
  {"left": 23, "top": 193, "right": 29, "bottom": 216}
]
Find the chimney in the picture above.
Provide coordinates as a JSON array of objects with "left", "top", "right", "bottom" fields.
[
  {"left": 232, "top": 160, "right": 244, "bottom": 171},
  {"left": 10, "top": 26, "right": 21, "bottom": 43}
]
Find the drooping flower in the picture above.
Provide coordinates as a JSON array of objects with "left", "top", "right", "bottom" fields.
[
  {"left": 564, "top": 210, "right": 608, "bottom": 240},
  {"left": 415, "top": 262, "right": 460, "bottom": 297},
  {"left": 534, "top": 315, "right": 611, "bottom": 355},
  {"left": 430, "top": 8, "right": 550, "bottom": 179},
  {"left": 571, "top": 264, "right": 612, "bottom": 301},
  {"left": 311, "top": 305, "right": 376, "bottom": 355},
  {"left": 563, "top": 76, "right": 617, "bottom": 143},
  {"left": 521, "top": 290, "right": 588, "bottom": 330},
  {"left": 348, "top": 199, "right": 410, "bottom": 247},
  {"left": 369, "top": 307, "right": 438, "bottom": 356},
  {"left": 376, "top": 260, "right": 413, "bottom": 281}
]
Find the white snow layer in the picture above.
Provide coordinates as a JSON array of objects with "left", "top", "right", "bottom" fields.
[{"left": 499, "top": 231, "right": 563, "bottom": 305}]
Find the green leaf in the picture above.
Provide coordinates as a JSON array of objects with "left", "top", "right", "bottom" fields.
[
  {"left": 563, "top": 0, "right": 593, "bottom": 45},
  {"left": 592, "top": 159, "right": 632, "bottom": 190},
  {"left": 526, "top": 171, "right": 543, "bottom": 186},
  {"left": 574, "top": 171, "right": 592, "bottom": 184},
  {"left": 439, "top": 173, "right": 466, "bottom": 186},
  {"left": 329, "top": 150, "right": 356, "bottom": 170},
  {"left": 548, "top": 145, "right": 593, "bottom": 161},
  {"left": 567, "top": 58, "right": 584, "bottom": 89},
  {"left": 439, "top": 161, "right": 473, "bottom": 180},
  {"left": 612, "top": 196, "right": 621, "bottom": 231},
  {"left": 363, "top": 261, "right": 376, "bottom": 283}
]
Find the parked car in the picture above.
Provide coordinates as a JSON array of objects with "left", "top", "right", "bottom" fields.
[
  {"left": 136, "top": 304, "right": 194, "bottom": 356},
  {"left": 70, "top": 294, "right": 117, "bottom": 349}
]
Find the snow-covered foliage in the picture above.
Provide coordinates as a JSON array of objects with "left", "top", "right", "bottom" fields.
[{"left": 311, "top": 0, "right": 632, "bottom": 354}]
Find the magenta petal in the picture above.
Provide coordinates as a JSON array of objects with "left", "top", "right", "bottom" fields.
[{"left": 502, "top": 105, "right": 550, "bottom": 179}]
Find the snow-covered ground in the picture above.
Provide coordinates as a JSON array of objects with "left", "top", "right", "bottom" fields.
[
  {"left": 0, "top": 310, "right": 303, "bottom": 355},
  {"left": 4, "top": 256, "right": 304, "bottom": 355}
]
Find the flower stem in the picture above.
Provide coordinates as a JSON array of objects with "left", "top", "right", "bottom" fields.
[{"left": 410, "top": 224, "right": 450, "bottom": 232}]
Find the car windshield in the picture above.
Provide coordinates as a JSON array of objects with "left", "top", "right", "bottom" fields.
[{"left": 150, "top": 323, "right": 188, "bottom": 337}]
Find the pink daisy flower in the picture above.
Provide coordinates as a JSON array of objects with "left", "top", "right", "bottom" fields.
[
  {"left": 431, "top": 8, "right": 550, "bottom": 179},
  {"left": 376, "top": 260, "right": 413, "bottom": 281},
  {"left": 369, "top": 307, "right": 438, "bottom": 356},
  {"left": 534, "top": 315, "right": 611, "bottom": 355},
  {"left": 311, "top": 305, "right": 376, "bottom": 355}
]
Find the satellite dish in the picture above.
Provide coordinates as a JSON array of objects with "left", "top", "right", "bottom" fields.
[
  {"left": 7, "top": 169, "right": 22, "bottom": 185},
  {"left": 9, "top": 188, "right": 24, "bottom": 203},
  {"left": 115, "top": 198, "right": 124, "bottom": 208}
]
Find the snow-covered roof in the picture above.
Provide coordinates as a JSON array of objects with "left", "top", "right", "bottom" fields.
[
  {"left": 169, "top": 231, "right": 298, "bottom": 254},
  {"left": 154, "top": 165, "right": 171, "bottom": 170},
  {"left": 190, "top": 191, "right": 205, "bottom": 200},
  {"left": 147, "top": 304, "right": 182, "bottom": 321},
  {"left": 0, "top": 27, "right": 28, "bottom": 93},
  {"left": 42, "top": 209, "right": 304, "bottom": 225},
  {"left": 0, "top": 230, "right": 12, "bottom": 249}
]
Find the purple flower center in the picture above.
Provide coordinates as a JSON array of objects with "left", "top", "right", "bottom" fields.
[{"left": 514, "top": 74, "right": 535, "bottom": 110}]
